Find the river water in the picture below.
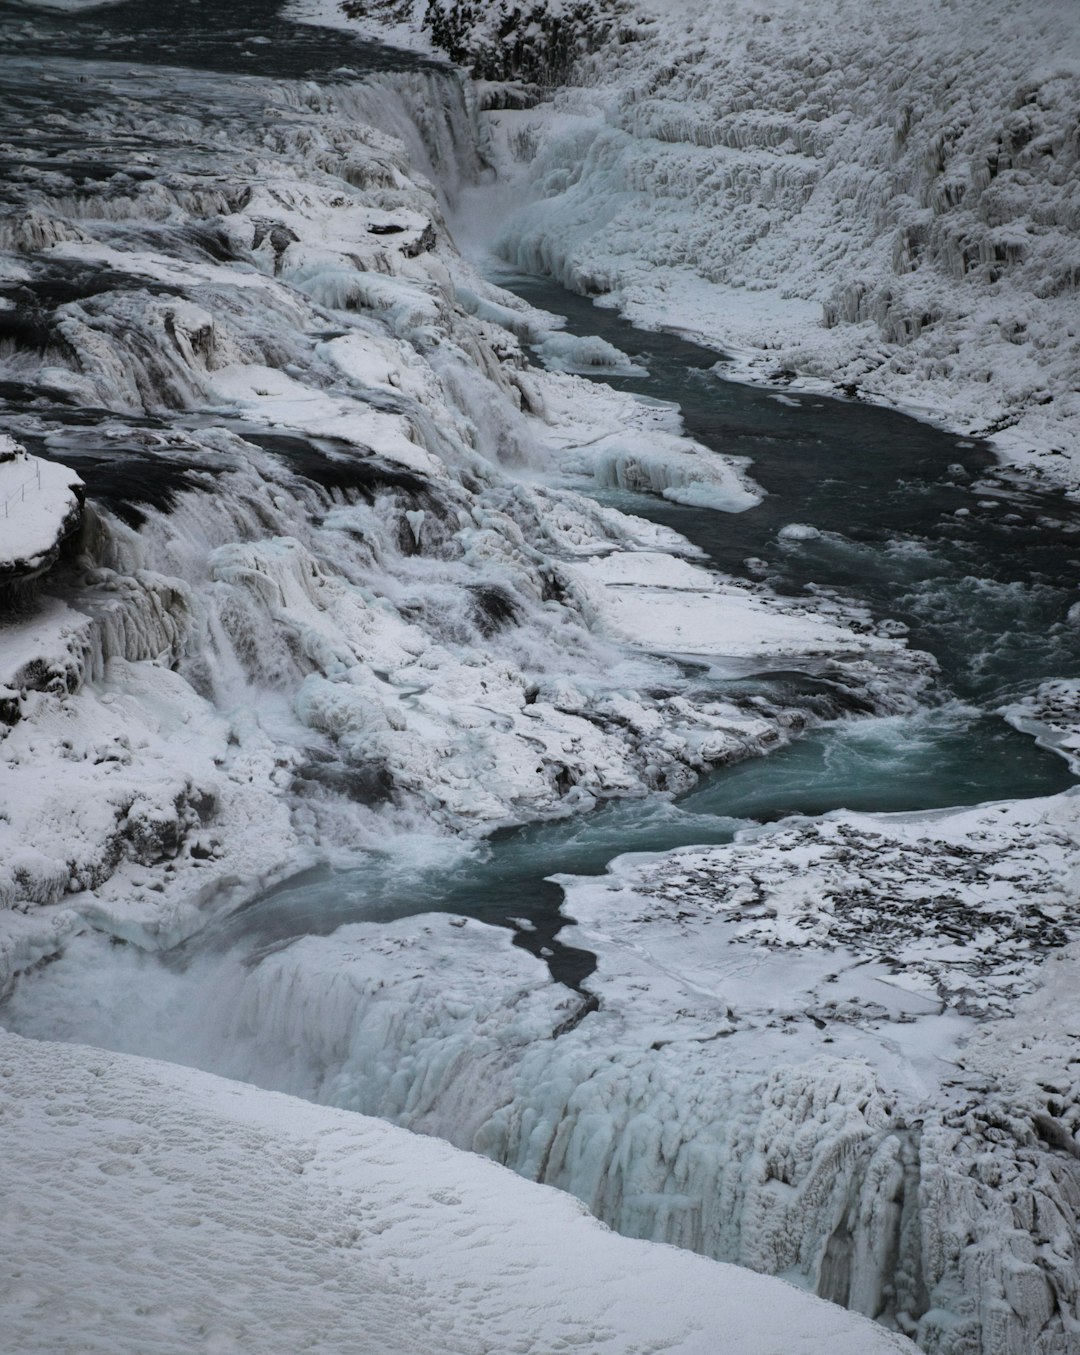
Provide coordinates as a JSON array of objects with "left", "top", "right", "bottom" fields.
[
  {"left": 194, "top": 254, "right": 1079, "bottom": 979},
  {"left": 1, "top": 0, "right": 1077, "bottom": 989}
]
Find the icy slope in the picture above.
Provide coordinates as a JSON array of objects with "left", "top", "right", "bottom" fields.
[
  {"left": 0, "top": 1029, "right": 918, "bottom": 1355},
  {"left": 356, "top": 0, "right": 1080, "bottom": 483},
  {"left": 13, "top": 794, "right": 1080, "bottom": 1354}
]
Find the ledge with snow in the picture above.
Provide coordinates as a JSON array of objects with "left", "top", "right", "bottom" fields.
[
  {"left": 0, "top": 1029, "right": 915, "bottom": 1355},
  {"left": 0, "top": 436, "right": 83, "bottom": 586}
]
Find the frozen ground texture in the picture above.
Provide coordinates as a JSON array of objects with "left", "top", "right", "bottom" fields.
[
  {"left": 0, "top": 1028, "right": 918, "bottom": 1355},
  {"left": 358, "top": 0, "right": 1080, "bottom": 484}
]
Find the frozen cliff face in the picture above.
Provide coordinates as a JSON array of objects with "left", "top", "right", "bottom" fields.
[
  {"left": 13, "top": 794, "right": 1079, "bottom": 1353},
  {"left": 394, "top": 0, "right": 1080, "bottom": 483},
  {"left": 0, "top": 1027, "right": 920, "bottom": 1355}
]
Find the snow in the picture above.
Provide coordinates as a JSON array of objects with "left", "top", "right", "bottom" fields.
[
  {"left": 563, "top": 550, "right": 907, "bottom": 661},
  {"left": 382, "top": 0, "right": 1080, "bottom": 486},
  {"left": 0, "top": 1027, "right": 917, "bottom": 1355},
  {"left": 0, "top": 50, "right": 930, "bottom": 927},
  {"left": 11, "top": 793, "right": 1079, "bottom": 1351},
  {"left": 1003, "top": 678, "right": 1080, "bottom": 773},
  {"left": 0, "top": 438, "right": 82, "bottom": 576}
]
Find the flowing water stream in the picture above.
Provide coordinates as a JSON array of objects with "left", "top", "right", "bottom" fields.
[{"left": 193, "top": 263, "right": 1080, "bottom": 977}]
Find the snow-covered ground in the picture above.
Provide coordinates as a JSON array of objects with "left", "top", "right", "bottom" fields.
[
  {"left": 0, "top": 436, "right": 81, "bottom": 579},
  {"left": 10, "top": 793, "right": 1079, "bottom": 1352},
  {"left": 0, "top": 1028, "right": 919, "bottom": 1355},
  {"left": 334, "top": 0, "right": 1080, "bottom": 486}
]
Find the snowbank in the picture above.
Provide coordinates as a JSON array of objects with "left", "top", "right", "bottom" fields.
[{"left": 0, "top": 1028, "right": 917, "bottom": 1355}]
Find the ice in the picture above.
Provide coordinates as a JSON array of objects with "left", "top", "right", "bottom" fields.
[
  {"left": 1002, "top": 678, "right": 1080, "bottom": 774},
  {"left": 563, "top": 550, "right": 920, "bottom": 664},
  {"left": 0, "top": 52, "right": 925, "bottom": 940},
  {"left": 13, "top": 790, "right": 1077, "bottom": 1350},
  {"left": 0, "top": 1026, "right": 917, "bottom": 1355}
]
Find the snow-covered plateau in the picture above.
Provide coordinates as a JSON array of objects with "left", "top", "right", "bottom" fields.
[
  {"left": 0, "top": 435, "right": 82, "bottom": 582},
  {"left": 1, "top": 0, "right": 1079, "bottom": 1352}
]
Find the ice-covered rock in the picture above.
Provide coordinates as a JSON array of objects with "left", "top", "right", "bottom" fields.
[
  {"left": 0, "top": 49, "right": 927, "bottom": 925},
  {"left": 0, "top": 438, "right": 83, "bottom": 584}
]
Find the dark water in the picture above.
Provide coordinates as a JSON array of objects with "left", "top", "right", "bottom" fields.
[
  {"left": 0, "top": 0, "right": 446, "bottom": 79},
  {"left": 500, "top": 272, "right": 1080, "bottom": 705},
  {"left": 1, "top": 0, "right": 1076, "bottom": 985}
]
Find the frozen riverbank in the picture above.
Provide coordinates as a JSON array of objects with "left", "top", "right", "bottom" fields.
[
  {"left": 11, "top": 793, "right": 1079, "bottom": 1353},
  {"left": 331, "top": 0, "right": 1080, "bottom": 486},
  {"left": 0, "top": 32, "right": 927, "bottom": 973}
]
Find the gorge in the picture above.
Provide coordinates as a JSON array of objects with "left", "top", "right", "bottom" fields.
[{"left": 2, "top": 2, "right": 1079, "bottom": 1352}]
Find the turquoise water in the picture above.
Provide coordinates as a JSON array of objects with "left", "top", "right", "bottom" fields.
[
  {"left": 180, "top": 271, "right": 1078, "bottom": 982},
  {"left": 212, "top": 270, "right": 1079, "bottom": 978},
  {"left": 2, "top": 0, "right": 1076, "bottom": 985}
]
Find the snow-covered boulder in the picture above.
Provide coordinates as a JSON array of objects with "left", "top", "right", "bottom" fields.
[{"left": 0, "top": 437, "right": 82, "bottom": 585}]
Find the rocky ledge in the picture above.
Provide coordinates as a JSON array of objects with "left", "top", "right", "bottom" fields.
[{"left": 0, "top": 435, "right": 83, "bottom": 587}]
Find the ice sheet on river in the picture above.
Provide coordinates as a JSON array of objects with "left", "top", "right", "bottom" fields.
[{"left": 565, "top": 550, "right": 904, "bottom": 662}]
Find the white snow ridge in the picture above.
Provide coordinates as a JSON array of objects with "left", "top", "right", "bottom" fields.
[{"left": 1, "top": 0, "right": 1079, "bottom": 1353}]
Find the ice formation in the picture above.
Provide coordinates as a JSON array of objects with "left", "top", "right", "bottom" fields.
[
  {"left": 12, "top": 795, "right": 1080, "bottom": 1351},
  {"left": 0, "top": 48, "right": 922, "bottom": 958},
  {"left": 389, "top": 0, "right": 1080, "bottom": 482}
]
